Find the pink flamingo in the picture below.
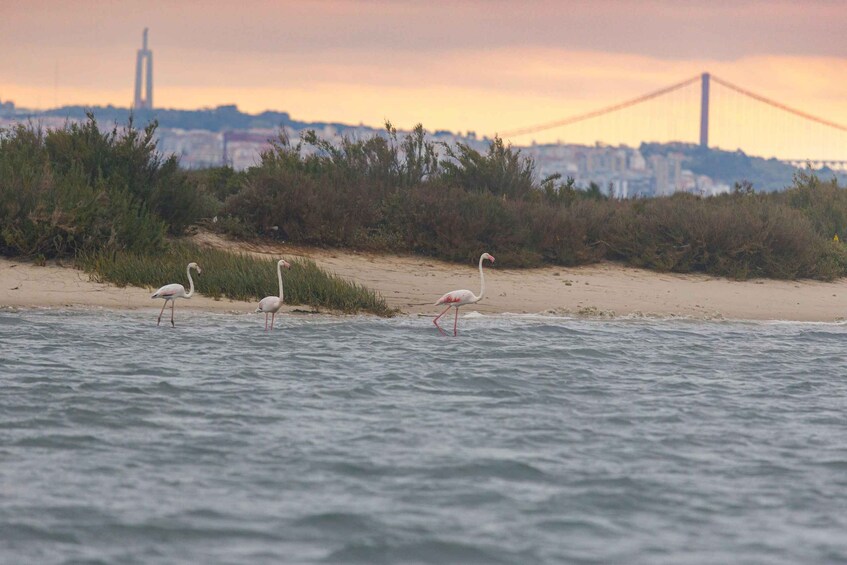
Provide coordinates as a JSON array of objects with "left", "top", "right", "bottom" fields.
[
  {"left": 434, "top": 252, "right": 495, "bottom": 336},
  {"left": 151, "top": 262, "right": 201, "bottom": 327},
  {"left": 256, "top": 259, "right": 291, "bottom": 330}
]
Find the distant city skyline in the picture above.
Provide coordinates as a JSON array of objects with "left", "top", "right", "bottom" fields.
[{"left": 2, "top": 1, "right": 845, "bottom": 158}]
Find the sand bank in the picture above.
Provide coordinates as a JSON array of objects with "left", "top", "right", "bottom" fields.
[
  {"left": 2, "top": 234, "right": 846, "bottom": 322},
  {"left": 0, "top": 257, "right": 256, "bottom": 313}
]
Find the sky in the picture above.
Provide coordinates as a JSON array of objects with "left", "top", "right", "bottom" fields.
[{"left": 2, "top": 0, "right": 846, "bottom": 157}]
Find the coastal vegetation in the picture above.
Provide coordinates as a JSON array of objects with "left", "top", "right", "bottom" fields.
[
  {"left": 213, "top": 123, "right": 847, "bottom": 280},
  {"left": 0, "top": 115, "right": 209, "bottom": 257},
  {"left": 2, "top": 116, "right": 847, "bottom": 288},
  {"left": 79, "top": 243, "right": 394, "bottom": 316},
  {"left": 0, "top": 116, "right": 391, "bottom": 315}
]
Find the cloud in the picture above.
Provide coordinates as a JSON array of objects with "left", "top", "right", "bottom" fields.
[{"left": 2, "top": 0, "right": 845, "bottom": 60}]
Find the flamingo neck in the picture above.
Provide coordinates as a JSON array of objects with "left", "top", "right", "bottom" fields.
[
  {"left": 475, "top": 254, "right": 486, "bottom": 303},
  {"left": 277, "top": 262, "right": 285, "bottom": 301},
  {"left": 185, "top": 265, "right": 195, "bottom": 298}
]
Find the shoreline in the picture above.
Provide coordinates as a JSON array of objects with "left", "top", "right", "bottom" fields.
[
  {"left": 2, "top": 235, "right": 847, "bottom": 322},
  {"left": 0, "top": 258, "right": 259, "bottom": 314}
]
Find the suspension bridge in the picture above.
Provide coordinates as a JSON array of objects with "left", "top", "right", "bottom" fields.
[{"left": 500, "top": 73, "right": 847, "bottom": 171}]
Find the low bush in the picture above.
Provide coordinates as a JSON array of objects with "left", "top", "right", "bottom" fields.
[
  {"left": 6, "top": 116, "right": 847, "bottom": 284},
  {"left": 217, "top": 124, "right": 847, "bottom": 280},
  {"left": 778, "top": 170, "right": 847, "bottom": 239},
  {"left": 0, "top": 116, "right": 211, "bottom": 258},
  {"left": 601, "top": 192, "right": 847, "bottom": 279}
]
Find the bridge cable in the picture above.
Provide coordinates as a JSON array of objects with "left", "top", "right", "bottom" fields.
[
  {"left": 499, "top": 74, "right": 702, "bottom": 138},
  {"left": 711, "top": 75, "right": 847, "bottom": 133}
]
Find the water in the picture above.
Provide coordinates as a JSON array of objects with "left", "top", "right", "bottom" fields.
[{"left": 2, "top": 309, "right": 847, "bottom": 564}]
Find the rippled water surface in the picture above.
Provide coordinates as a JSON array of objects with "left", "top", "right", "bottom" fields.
[{"left": 2, "top": 309, "right": 847, "bottom": 564}]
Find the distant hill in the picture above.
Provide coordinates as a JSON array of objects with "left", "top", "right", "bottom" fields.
[
  {"left": 36, "top": 103, "right": 352, "bottom": 133},
  {"left": 7, "top": 102, "right": 843, "bottom": 192},
  {"left": 639, "top": 142, "right": 844, "bottom": 192}
]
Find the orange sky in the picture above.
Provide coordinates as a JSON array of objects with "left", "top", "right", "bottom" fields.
[{"left": 2, "top": 1, "right": 846, "bottom": 159}]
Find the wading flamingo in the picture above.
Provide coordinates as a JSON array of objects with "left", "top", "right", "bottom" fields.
[
  {"left": 256, "top": 259, "right": 291, "bottom": 330},
  {"left": 434, "top": 252, "right": 495, "bottom": 336},
  {"left": 151, "top": 262, "right": 201, "bottom": 327}
]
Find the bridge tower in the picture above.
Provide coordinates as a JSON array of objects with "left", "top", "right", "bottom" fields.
[
  {"left": 133, "top": 28, "right": 153, "bottom": 110},
  {"left": 699, "top": 72, "right": 710, "bottom": 148}
]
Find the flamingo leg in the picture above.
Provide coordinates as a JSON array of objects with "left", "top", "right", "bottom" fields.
[
  {"left": 170, "top": 300, "right": 176, "bottom": 327},
  {"left": 270, "top": 312, "right": 276, "bottom": 330},
  {"left": 454, "top": 307, "right": 459, "bottom": 337},
  {"left": 157, "top": 300, "right": 167, "bottom": 326},
  {"left": 264, "top": 313, "right": 268, "bottom": 331},
  {"left": 433, "top": 305, "right": 451, "bottom": 335}
]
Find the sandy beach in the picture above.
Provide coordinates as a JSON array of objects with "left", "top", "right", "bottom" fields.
[
  {"left": 2, "top": 233, "right": 846, "bottom": 322},
  {"left": 0, "top": 257, "right": 257, "bottom": 314}
]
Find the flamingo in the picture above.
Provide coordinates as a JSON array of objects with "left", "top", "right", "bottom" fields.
[
  {"left": 434, "top": 252, "right": 495, "bottom": 336},
  {"left": 151, "top": 262, "right": 201, "bottom": 327},
  {"left": 256, "top": 259, "right": 291, "bottom": 330}
]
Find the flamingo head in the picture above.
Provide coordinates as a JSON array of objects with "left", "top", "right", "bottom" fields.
[
  {"left": 482, "top": 253, "right": 495, "bottom": 263},
  {"left": 188, "top": 262, "right": 202, "bottom": 274},
  {"left": 279, "top": 259, "right": 292, "bottom": 269}
]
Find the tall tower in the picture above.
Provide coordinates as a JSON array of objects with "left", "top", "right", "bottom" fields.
[
  {"left": 133, "top": 28, "right": 153, "bottom": 110},
  {"left": 699, "top": 72, "right": 710, "bottom": 148}
]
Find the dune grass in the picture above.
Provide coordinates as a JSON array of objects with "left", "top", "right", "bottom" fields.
[{"left": 77, "top": 242, "right": 395, "bottom": 317}]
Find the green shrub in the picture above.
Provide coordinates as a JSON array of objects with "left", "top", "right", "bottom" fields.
[
  {"left": 600, "top": 192, "right": 845, "bottom": 279},
  {"left": 780, "top": 170, "right": 847, "bottom": 239},
  {"left": 8, "top": 116, "right": 846, "bottom": 283},
  {"left": 0, "top": 116, "right": 210, "bottom": 258},
  {"left": 186, "top": 166, "right": 246, "bottom": 203},
  {"left": 440, "top": 136, "right": 538, "bottom": 199},
  {"left": 217, "top": 126, "right": 847, "bottom": 281}
]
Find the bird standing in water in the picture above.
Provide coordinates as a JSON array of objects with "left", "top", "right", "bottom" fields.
[
  {"left": 434, "top": 253, "right": 495, "bottom": 336},
  {"left": 151, "top": 262, "right": 201, "bottom": 327},
  {"left": 257, "top": 259, "right": 291, "bottom": 330}
]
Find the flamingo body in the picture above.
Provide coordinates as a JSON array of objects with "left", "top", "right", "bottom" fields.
[
  {"left": 152, "top": 283, "right": 187, "bottom": 300},
  {"left": 436, "top": 289, "right": 477, "bottom": 307},
  {"left": 433, "top": 253, "right": 495, "bottom": 336},
  {"left": 257, "top": 259, "right": 291, "bottom": 330},
  {"left": 152, "top": 262, "right": 201, "bottom": 327},
  {"left": 256, "top": 296, "right": 282, "bottom": 313}
]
